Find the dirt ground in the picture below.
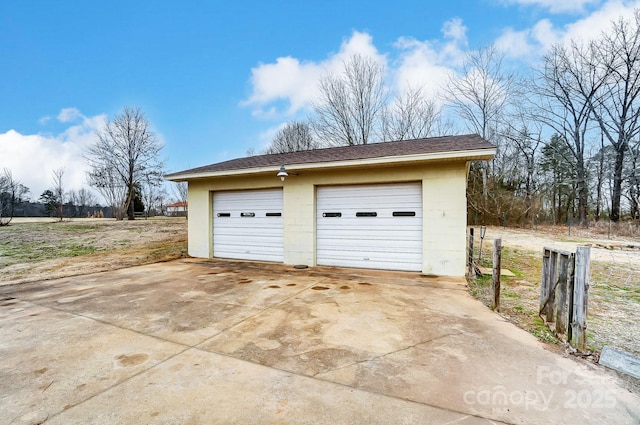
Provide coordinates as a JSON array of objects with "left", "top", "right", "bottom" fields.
[
  {"left": 0, "top": 217, "right": 187, "bottom": 286},
  {"left": 484, "top": 225, "right": 640, "bottom": 267},
  {"left": 472, "top": 225, "right": 640, "bottom": 361}
]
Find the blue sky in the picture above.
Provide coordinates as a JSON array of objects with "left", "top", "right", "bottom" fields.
[{"left": 1, "top": 0, "right": 638, "bottom": 201}]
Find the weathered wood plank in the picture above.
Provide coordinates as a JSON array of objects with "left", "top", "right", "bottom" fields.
[
  {"left": 546, "top": 250, "right": 558, "bottom": 323},
  {"left": 571, "top": 246, "right": 591, "bottom": 351},
  {"left": 567, "top": 256, "right": 576, "bottom": 342},
  {"left": 555, "top": 254, "right": 570, "bottom": 335},
  {"left": 540, "top": 248, "right": 551, "bottom": 316},
  {"left": 542, "top": 247, "right": 573, "bottom": 257}
]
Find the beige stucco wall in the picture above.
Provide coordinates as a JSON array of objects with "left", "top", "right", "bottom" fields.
[{"left": 186, "top": 161, "right": 469, "bottom": 276}]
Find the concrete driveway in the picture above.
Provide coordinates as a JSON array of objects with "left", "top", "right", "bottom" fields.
[{"left": 1, "top": 259, "right": 638, "bottom": 425}]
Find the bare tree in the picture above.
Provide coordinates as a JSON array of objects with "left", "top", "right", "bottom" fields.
[
  {"left": 529, "top": 42, "right": 602, "bottom": 227},
  {"left": 264, "top": 121, "right": 319, "bottom": 153},
  {"left": 78, "top": 188, "right": 97, "bottom": 217},
  {"left": 140, "top": 171, "right": 164, "bottom": 218},
  {"left": 588, "top": 134, "right": 611, "bottom": 222},
  {"left": 172, "top": 181, "right": 188, "bottom": 205},
  {"left": 585, "top": 10, "right": 640, "bottom": 222},
  {"left": 52, "top": 168, "right": 65, "bottom": 222},
  {"left": 0, "top": 169, "right": 29, "bottom": 226},
  {"left": 443, "top": 45, "right": 518, "bottom": 223},
  {"left": 627, "top": 138, "right": 640, "bottom": 219},
  {"left": 155, "top": 188, "right": 169, "bottom": 216},
  {"left": 67, "top": 190, "right": 78, "bottom": 217},
  {"left": 87, "top": 107, "right": 164, "bottom": 220},
  {"left": 443, "top": 45, "right": 516, "bottom": 143},
  {"left": 500, "top": 117, "right": 545, "bottom": 221},
  {"left": 88, "top": 165, "right": 128, "bottom": 219},
  {"left": 311, "top": 54, "right": 387, "bottom": 146},
  {"left": 67, "top": 188, "right": 97, "bottom": 217},
  {"left": 171, "top": 181, "right": 188, "bottom": 218},
  {"left": 382, "top": 86, "right": 448, "bottom": 141}
]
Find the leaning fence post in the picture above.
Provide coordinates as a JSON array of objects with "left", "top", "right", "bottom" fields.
[
  {"left": 492, "top": 238, "right": 502, "bottom": 312},
  {"left": 540, "top": 248, "right": 551, "bottom": 316},
  {"left": 468, "top": 228, "right": 475, "bottom": 278},
  {"left": 571, "top": 246, "right": 591, "bottom": 351}
]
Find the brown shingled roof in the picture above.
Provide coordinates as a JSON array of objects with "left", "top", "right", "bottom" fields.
[{"left": 166, "top": 134, "right": 494, "bottom": 178}]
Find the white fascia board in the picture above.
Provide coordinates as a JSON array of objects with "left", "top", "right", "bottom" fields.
[{"left": 165, "top": 148, "right": 496, "bottom": 181}]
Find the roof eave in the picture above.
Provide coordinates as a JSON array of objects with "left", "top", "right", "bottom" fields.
[{"left": 165, "top": 148, "right": 496, "bottom": 182}]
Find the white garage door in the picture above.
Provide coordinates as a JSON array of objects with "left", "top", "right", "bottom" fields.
[
  {"left": 213, "top": 188, "right": 283, "bottom": 262},
  {"left": 316, "top": 182, "right": 423, "bottom": 272}
]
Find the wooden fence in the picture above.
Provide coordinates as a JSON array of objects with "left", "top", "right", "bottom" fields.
[
  {"left": 467, "top": 228, "right": 501, "bottom": 312},
  {"left": 539, "top": 246, "right": 591, "bottom": 351}
]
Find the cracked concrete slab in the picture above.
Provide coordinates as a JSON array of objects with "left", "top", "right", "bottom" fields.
[
  {"left": 0, "top": 300, "right": 184, "bottom": 424},
  {"left": 1, "top": 259, "right": 638, "bottom": 424},
  {"left": 45, "top": 349, "right": 496, "bottom": 425}
]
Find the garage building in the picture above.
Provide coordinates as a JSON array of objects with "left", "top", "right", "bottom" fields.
[{"left": 165, "top": 134, "right": 495, "bottom": 276}]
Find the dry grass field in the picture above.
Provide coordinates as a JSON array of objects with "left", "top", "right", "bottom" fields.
[
  {"left": 469, "top": 225, "right": 640, "bottom": 360},
  {"left": 0, "top": 217, "right": 187, "bottom": 286}
]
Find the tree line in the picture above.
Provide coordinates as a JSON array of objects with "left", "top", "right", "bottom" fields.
[
  {"left": 1, "top": 107, "right": 187, "bottom": 224},
  {"left": 1, "top": 167, "right": 104, "bottom": 225},
  {"left": 0, "top": 165, "right": 165, "bottom": 225},
  {"left": 263, "top": 10, "right": 640, "bottom": 228}
]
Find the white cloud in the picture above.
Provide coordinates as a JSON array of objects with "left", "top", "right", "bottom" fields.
[
  {"left": 501, "top": 0, "right": 600, "bottom": 14},
  {"left": 57, "top": 107, "right": 83, "bottom": 123},
  {"left": 560, "top": 0, "right": 640, "bottom": 41},
  {"left": 392, "top": 18, "right": 469, "bottom": 98},
  {"left": 243, "top": 56, "right": 323, "bottom": 118},
  {"left": 242, "top": 31, "right": 386, "bottom": 118},
  {"left": 442, "top": 18, "right": 468, "bottom": 45},
  {"left": 243, "top": 22, "right": 473, "bottom": 120},
  {"left": 0, "top": 109, "right": 106, "bottom": 201},
  {"left": 496, "top": 1, "right": 640, "bottom": 59},
  {"left": 495, "top": 19, "right": 559, "bottom": 59},
  {"left": 243, "top": 1, "right": 640, "bottom": 148}
]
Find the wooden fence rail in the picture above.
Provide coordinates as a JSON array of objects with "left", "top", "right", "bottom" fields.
[{"left": 539, "top": 246, "right": 590, "bottom": 351}]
